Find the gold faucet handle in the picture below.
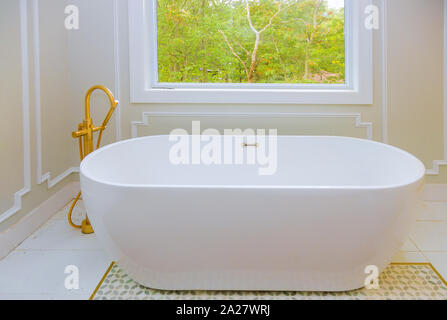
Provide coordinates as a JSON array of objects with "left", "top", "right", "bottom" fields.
[
  {"left": 72, "top": 130, "right": 87, "bottom": 138},
  {"left": 72, "top": 123, "right": 88, "bottom": 138}
]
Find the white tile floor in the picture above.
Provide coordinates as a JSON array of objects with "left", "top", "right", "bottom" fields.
[
  {"left": 0, "top": 198, "right": 446, "bottom": 300},
  {"left": 0, "top": 200, "right": 110, "bottom": 300}
]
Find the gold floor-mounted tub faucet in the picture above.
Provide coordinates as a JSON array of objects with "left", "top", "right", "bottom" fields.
[{"left": 69, "top": 85, "right": 119, "bottom": 234}]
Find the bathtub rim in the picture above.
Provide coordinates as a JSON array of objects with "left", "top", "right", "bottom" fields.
[{"left": 80, "top": 135, "right": 426, "bottom": 191}]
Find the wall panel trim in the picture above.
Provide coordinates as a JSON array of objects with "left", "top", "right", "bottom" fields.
[
  {"left": 380, "top": 0, "right": 388, "bottom": 144},
  {"left": 0, "top": 182, "right": 79, "bottom": 259},
  {"left": 131, "top": 112, "right": 373, "bottom": 140},
  {"left": 0, "top": 0, "right": 32, "bottom": 223},
  {"left": 113, "top": 0, "right": 122, "bottom": 141},
  {"left": 426, "top": 0, "right": 447, "bottom": 176},
  {"left": 32, "top": 1, "right": 79, "bottom": 188}
]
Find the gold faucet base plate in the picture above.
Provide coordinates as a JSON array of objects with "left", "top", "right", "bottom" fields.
[{"left": 81, "top": 219, "right": 94, "bottom": 234}]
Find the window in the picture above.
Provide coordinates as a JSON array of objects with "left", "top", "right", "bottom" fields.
[{"left": 129, "top": 0, "right": 373, "bottom": 104}]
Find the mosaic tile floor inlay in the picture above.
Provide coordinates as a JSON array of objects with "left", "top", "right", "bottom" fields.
[{"left": 91, "top": 263, "right": 447, "bottom": 300}]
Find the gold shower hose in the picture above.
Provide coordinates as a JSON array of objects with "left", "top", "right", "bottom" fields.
[{"left": 68, "top": 85, "right": 118, "bottom": 233}]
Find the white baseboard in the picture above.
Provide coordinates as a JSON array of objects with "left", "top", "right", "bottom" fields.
[
  {"left": 0, "top": 181, "right": 79, "bottom": 260},
  {"left": 423, "top": 184, "right": 447, "bottom": 202}
]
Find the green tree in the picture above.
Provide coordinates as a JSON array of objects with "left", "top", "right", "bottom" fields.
[{"left": 156, "top": 0, "right": 345, "bottom": 84}]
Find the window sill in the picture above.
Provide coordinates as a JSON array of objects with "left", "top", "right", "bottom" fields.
[{"left": 130, "top": 87, "right": 373, "bottom": 105}]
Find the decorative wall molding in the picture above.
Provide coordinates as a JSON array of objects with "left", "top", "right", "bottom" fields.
[
  {"left": 426, "top": 160, "right": 447, "bottom": 176},
  {"left": 445, "top": 0, "right": 447, "bottom": 162},
  {"left": 32, "top": 1, "right": 79, "bottom": 188},
  {"left": 380, "top": 0, "right": 388, "bottom": 144},
  {"left": 0, "top": 182, "right": 79, "bottom": 259},
  {"left": 131, "top": 112, "right": 373, "bottom": 140},
  {"left": 38, "top": 167, "right": 80, "bottom": 189},
  {"left": 113, "top": 0, "right": 122, "bottom": 141},
  {"left": 426, "top": 0, "right": 447, "bottom": 176},
  {"left": 0, "top": 0, "right": 32, "bottom": 224}
]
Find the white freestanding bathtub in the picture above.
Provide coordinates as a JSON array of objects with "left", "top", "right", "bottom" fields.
[{"left": 80, "top": 135, "right": 425, "bottom": 291}]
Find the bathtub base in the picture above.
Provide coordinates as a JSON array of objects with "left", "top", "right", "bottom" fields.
[{"left": 117, "top": 261, "right": 384, "bottom": 292}]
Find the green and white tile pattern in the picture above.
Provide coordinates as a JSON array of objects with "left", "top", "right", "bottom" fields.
[{"left": 92, "top": 263, "right": 447, "bottom": 300}]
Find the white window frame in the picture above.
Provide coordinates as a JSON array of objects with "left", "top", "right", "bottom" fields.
[{"left": 129, "top": 0, "right": 373, "bottom": 104}]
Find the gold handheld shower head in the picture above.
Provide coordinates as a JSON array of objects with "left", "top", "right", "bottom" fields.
[{"left": 69, "top": 85, "right": 119, "bottom": 234}]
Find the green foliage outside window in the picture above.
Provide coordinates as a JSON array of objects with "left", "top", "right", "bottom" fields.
[{"left": 157, "top": 0, "right": 345, "bottom": 84}]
